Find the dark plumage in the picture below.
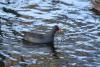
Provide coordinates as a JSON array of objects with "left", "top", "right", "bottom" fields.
[{"left": 20, "top": 25, "right": 60, "bottom": 44}]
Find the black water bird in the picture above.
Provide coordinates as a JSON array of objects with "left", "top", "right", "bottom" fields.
[{"left": 20, "top": 25, "right": 60, "bottom": 44}]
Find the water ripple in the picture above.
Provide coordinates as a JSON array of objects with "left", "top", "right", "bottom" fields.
[{"left": 0, "top": 0, "right": 100, "bottom": 66}]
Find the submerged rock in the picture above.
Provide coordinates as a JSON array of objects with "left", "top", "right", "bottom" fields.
[
  {"left": 0, "top": 60, "right": 5, "bottom": 67},
  {"left": 92, "top": 0, "right": 100, "bottom": 11}
]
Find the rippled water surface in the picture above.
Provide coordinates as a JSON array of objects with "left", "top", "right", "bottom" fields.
[{"left": 0, "top": 0, "right": 100, "bottom": 67}]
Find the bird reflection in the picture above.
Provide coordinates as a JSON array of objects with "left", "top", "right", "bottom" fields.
[
  {"left": 48, "top": 43, "right": 59, "bottom": 59},
  {"left": 22, "top": 39, "right": 59, "bottom": 59}
]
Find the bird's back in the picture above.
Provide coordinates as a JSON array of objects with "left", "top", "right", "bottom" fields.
[{"left": 21, "top": 31, "right": 52, "bottom": 43}]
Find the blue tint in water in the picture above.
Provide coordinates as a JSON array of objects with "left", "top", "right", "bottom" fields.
[{"left": 0, "top": 0, "right": 100, "bottom": 66}]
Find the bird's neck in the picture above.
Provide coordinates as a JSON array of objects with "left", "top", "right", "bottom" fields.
[{"left": 48, "top": 29, "right": 56, "bottom": 38}]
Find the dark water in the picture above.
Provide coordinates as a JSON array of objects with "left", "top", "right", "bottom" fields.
[{"left": 0, "top": 0, "right": 100, "bottom": 67}]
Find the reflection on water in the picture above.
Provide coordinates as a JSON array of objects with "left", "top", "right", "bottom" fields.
[{"left": 0, "top": 0, "right": 100, "bottom": 67}]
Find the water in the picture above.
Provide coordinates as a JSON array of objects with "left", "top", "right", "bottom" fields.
[{"left": 0, "top": 0, "right": 100, "bottom": 67}]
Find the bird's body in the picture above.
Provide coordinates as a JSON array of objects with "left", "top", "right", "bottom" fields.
[
  {"left": 15, "top": 25, "right": 60, "bottom": 58},
  {"left": 21, "top": 31, "right": 53, "bottom": 44},
  {"left": 20, "top": 25, "right": 60, "bottom": 44}
]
